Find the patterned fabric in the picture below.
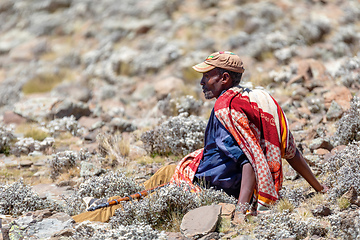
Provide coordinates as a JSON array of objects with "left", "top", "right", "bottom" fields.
[
  {"left": 170, "top": 148, "right": 203, "bottom": 192},
  {"left": 214, "top": 87, "right": 296, "bottom": 207},
  {"left": 170, "top": 86, "right": 296, "bottom": 207}
]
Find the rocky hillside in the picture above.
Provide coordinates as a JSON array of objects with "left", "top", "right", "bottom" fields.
[{"left": 0, "top": 0, "right": 360, "bottom": 239}]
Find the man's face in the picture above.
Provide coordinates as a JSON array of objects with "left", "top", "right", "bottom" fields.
[{"left": 200, "top": 68, "right": 224, "bottom": 99}]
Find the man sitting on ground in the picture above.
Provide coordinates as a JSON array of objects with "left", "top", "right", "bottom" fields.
[{"left": 73, "top": 51, "right": 326, "bottom": 223}]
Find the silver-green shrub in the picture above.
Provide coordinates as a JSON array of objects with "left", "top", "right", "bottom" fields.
[
  {"left": 0, "top": 123, "right": 15, "bottom": 154},
  {"left": 328, "top": 209, "right": 360, "bottom": 239},
  {"left": 48, "top": 150, "right": 79, "bottom": 180},
  {"left": 73, "top": 222, "right": 167, "bottom": 240},
  {"left": 62, "top": 170, "right": 142, "bottom": 216},
  {"left": 254, "top": 210, "right": 309, "bottom": 240},
  {"left": 141, "top": 113, "right": 206, "bottom": 156},
  {"left": 46, "top": 115, "right": 85, "bottom": 136},
  {"left": 325, "top": 141, "right": 360, "bottom": 201},
  {"left": 331, "top": 97, "right": 360, "bottom": 146},
  {"left": 77, "top": 170, "right": 143, "bottom": 199},
  {"left": 0, "top": 180, "right": 61, "bottom": 217},
  {"left": 109, "top": 183, "right": 236, "bottom": 229},
  {"left": 335, "top": 55, "right": 360, "bottom": 88},
  {"left": 279, "top": 187, "right": 306, "bottom": 208}
]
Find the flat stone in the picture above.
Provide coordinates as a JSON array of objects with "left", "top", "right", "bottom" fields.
[
  {"left": 180, "top": 205, "right": 221, "bottom": 239},
  {"left": 313, "top": 148, "right": 330, "bottom": 156},
  {"left": 14, "top": 96, "right": 60, "bottom": 122},
  {"left": 218, "top": 203, "right": 236, "bottom": 219},
  {"left": 19, "top": 160, "right": 33, "bottom": 167}
]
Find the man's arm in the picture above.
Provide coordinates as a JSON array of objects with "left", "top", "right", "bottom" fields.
[
  {"left": 237, "top": 163, "right": 256, "bottom": 213},
  {"left": 286, "top": 148, "right": 326, "bottom": 192}
]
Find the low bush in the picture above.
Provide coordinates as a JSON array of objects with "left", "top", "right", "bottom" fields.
[{"left": 141, "top": 113, "right": 206, "bottom": 156}]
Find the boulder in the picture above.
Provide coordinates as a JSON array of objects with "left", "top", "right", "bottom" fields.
[
  {"left": 14, "top": 96, "right": 60, "bottom": 122},
  {"left": 180, "top": 205, "right": 221, "bottom": 239},
  {"left": 80, "top": 161, "right": 104, "bottom": 178},
  {"left": 326, "top": 100, "right": 344, "bottom": 121},
  {"left": 51, "top": 82, "right": 92, "bottom": 103},
  {"left": 323, "top": 85, "right": 352, "bottom": 111},
  {"left": 9, "top": 210, "right": 74, "bottom": 240},
  {"left": 50, "top": 99, "right": 91, "bottom": 120},
  {"left": 309, "top": 137, "right": 333, "bottom": 151}
]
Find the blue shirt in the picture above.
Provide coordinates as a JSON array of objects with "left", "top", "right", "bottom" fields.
[{"left": 194, "top": 109, "right": 249, "bottom": 198}]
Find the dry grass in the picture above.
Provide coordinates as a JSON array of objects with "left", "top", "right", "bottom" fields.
[
  {"left": 16, "top": 124, "right": 49, "bottom": 141},
  {"left": 137, "top": 155, "right": 167, "bottom": 166},
  {"left": 57, "top": 167, "right": 80, "bottom": 183},
  {"left": 217, "top": 217, "right": 232, "bottom": 234},
  {"left": 293, "top": 207, "right": 313, "bottom": 221},
  {"left": 277, "top": 198, "right": 295, "bottom": 213},
  {"left": 22, "top": 71, "right": 66, "bottom": 94},
  {"left": 166, "top": 211, "right": 183, "bottom": 232},
  {"left": 98, "top": 133, "right": 130, "bottom": 166},
  {"left": 337, "top": 197, "right": 350, "bottom": 210}
]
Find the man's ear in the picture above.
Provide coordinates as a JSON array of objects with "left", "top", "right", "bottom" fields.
[{"left": 221, "top": 72, "right": 232, "bottom": 85}]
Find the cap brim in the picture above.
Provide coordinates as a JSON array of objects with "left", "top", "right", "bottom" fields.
[{"left": 192, "top": 62, "right": 216, "bottom": 73}]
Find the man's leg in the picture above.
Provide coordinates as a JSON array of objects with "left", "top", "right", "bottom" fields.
[{"left": 143, "top": 164, "right": 177, "bottom": 189}]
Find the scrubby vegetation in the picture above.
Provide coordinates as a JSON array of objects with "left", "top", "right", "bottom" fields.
[
  {"left": 109, "top": 183, "right": 236, "bottom": 231},
  {"left": 46, "top": 115, "right": 85, "bottom": 137},
  {"left": 0, "top": 180, "right": 61, "bottom": 217},
  {"left": 331, "top": 97, "right": 360, "bottom": 146},
  {"left": 0, "top": 123, "right": 16, "bottom": 154},
  {"left": 141, "top": 113, "right": 206, "bottom": 156},
  {"left": 325, "top": 141, "right": 360, "bottom": 200}
]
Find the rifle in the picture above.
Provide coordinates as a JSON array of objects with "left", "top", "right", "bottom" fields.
[{"left": 87, "top": 183, "right": 168, "bottom": 211}]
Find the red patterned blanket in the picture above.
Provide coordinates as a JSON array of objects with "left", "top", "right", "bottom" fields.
[{"left": 171, "top": 86, "right": 296, "bottom": 208}]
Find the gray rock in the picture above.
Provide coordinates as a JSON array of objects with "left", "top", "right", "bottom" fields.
[
  {"left": 50, "top": 99, "right": 91, "bottom": 120},
  {"left": 180, "top": 205, "right": 221, "bottom": 239},
  {"left": 19, "top": 160, "right": 33, "bottom": 168},
  {"left": 198, "top": 232, "right": 220, "bottom": 240},
  {"left": 14, "top": 97, "right": 60, "bottom": 122},
  {"left": 326, "top": 100, "right": 344, "bottom": 120},
  {"left": 309, "top": 137, "right": 333, "bottom": 151},
  {"left": 80, "top": 161, "right": 104, "bottom": 177},
  {"left": 51, "top": 83, "right": 92, "bottom": 103},
  {"left": 24, "top": 218, "right": 73, "bottom": 239},
  {"left": 109, "top": 118, "right": 136, "bottom": 132},
  {"left": 33, "top": 0, "right": 71, "bottom": 12},
  {"left": 311, "top": 205, "right": 331, "bottom": 217}
]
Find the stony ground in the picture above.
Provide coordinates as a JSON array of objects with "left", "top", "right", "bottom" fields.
[{"left": 0, "top": 0, "right": 360, "bottom": 239}]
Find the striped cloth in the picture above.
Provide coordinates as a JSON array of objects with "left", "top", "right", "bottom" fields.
[{"left": 170, "top": 86, "right": 296, "bottom": 208}]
